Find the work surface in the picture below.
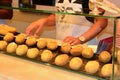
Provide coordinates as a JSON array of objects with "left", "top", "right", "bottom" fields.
[{"left": 0, "top": 53, "right": 98, "bottom": 80}]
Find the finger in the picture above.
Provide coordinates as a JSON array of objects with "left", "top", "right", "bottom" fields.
[
  {"left": 34, "top": 25, "right": 42, "bottom": 37},
  {"left": 63, "top": 36, "right": 73, "bottom": 42}
]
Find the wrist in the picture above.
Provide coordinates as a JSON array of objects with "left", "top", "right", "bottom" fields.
[{"left": 78, "top": 36, "right": 86, "bottom": 44}]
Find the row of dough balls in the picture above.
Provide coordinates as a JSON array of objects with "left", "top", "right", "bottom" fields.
[
  {"left": 0, "top": 40, "right": 117, "bottom": 78},
  {"left": 3, "top": 33, "right": 94, "bottom": 58}
]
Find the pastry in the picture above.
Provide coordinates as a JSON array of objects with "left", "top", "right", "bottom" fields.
[
  {"left": 26, "top": 36, "right": 37, "bottom": 46},
  {"left": 37, "top": 38, "right": 47, "bottom": 49},
  {"left": 3, "top": 33, "right": 14, "bottom": 42},
  {"left": 69, "top": 57, "right": 83, "bottom": 70},
  {"left": 41, "top": 50, "right": 53, "bottom": 62},
  {"left": 82, "top": 47, "right": 94, "bottom": 59},
  {"left": 0, "top": 40, "right": 7, "bottom": 51},
  {"left": 0, "top": 24, "right": 16, "bottom": 33},
  {"left": 0, "top": 28, "right": 9, "bottom": 35},
  {"left": 101, "top": 64, "right": 118, "bottom": 77},
  {"left": 16, "top": 44, "right": 28, "bottom": 56},
  {"left": 15, "top": 33, "right": 26, "bottom": 44},
  {"left": 85, "top": 60, "right": 100, "bottom": 74},
  {"left": 27, "top": 48, "right": 39, "bottom": 58},
  {"left": 6, "top": 42, "right": 17, "bottom": 53},
  {"left": 55, "top": 54, "right": 69, "bottom": 66},
  {"left": 61, "top": 43, "right": 71, "bottom": 53},
  {"left": 98, "top": 51, "right": 111, "bottom": 63},
  {"left": 47, "top": 40, "right": 58, "bottom": 50},
  {"left": 70, "top": 45, "right": 83, "bottom": 56}
]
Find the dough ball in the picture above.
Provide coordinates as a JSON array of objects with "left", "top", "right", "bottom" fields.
[
  {"left": 0, "top": 40, "right": 7, "bottom": 51},
  {"left": 85, "top": 61, "right": 100, "bottom": 74},
  {"left": 101, "top": 64, "right": 118, "bottom": 77},
  {"left": 82, "top": 47, "right": 94, "bottom": 59},
  {"left": 37, "top": 38, "right": 47, "bottom": 49},
  {"left": 27, "top": 48, "right": 39, "bottom": 58},
  {"left": 70, "top": 45, "right": 83, "bottom": 56},
  {"left": 6, "top": 42, "right": 17, "bottom": 53},
  {"left": 99, "top": 51, "right": 111, "bottom": 63},
  {"left": 41, "top": 50, "right": 54, "bottom": 62},
  {"left": 3, "top": 33, "right": 14, "bottom": 42},
  {"left": 15, "top": 33, "right": 26, "bottom": 44},
  {"left": 55, "top": 54, "right": 69, "bottom": 66},
  {"left": 69, "top": 57, "right": 83, "bottom": 70},
  {"left": 16, "top": 44, "right": 28, "bottom": 56},
  {"left": 117, "top": 50, "right": 120, "bottom": 64},
  {"left": 61, "top": 43, "right": 71, "bottom": 53},
  {"left": 47, "top": 40, "right": 58, "bottom": 50},
  {"left": 26, "top": 36, "right": 37, "bottom": 46}
]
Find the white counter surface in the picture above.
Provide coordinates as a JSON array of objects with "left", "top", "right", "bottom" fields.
[{"left": 0, "top": 52, "right": 99, "bottom": 80}]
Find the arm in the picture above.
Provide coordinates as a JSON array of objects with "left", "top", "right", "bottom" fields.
[
  {"left": 0, "top": 0, "right": 13, "bottom": 19},
  {"left": 79, "top": 17, "right": 108, "bottom": 43},
  {"left": 26, "top": 14, "right": 55, "bottom": 37},
  {"left": 63, "top": 18, "right": 108, "bottom": 45}
]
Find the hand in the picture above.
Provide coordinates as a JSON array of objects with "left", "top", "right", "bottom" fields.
[
  {"left": 26, "top": 18, "right": 47, "bottom": 37},
  {"left": 63, "top": 36, "right": 81, "bottom": 45}
]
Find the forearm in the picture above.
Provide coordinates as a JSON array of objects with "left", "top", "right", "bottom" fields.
[
  {"left": 79, "top": 18, "right": 108, "bottom": 43},
  {"left": 44, "top": 14, "right": 56, "bottom": 26}
]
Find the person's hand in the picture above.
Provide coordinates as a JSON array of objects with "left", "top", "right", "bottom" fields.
[
  {"left": 26, "top": 18, "right": 47, "bottom": 37},
  {"left": 63, "top": 36, "right": 81, "bottom": 45}
]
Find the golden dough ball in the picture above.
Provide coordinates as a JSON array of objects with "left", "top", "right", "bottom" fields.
[
  {"left": 69, "top": 57, "right": 83, "bottom": 70},
  {"left": 41, "top": 50, "right": 54, "bottom": 62},
  {"left": 70, "top": 45, "right": 83, "bottom": 56},
  {"left": 101, "top": 64, "right": 118, "bottom": 77},
  {"left": 6, "top": 42, "right": 17, "bottom": 53},
  {"left": 116, "top": 50, "right": 120, "bottom": 64},
  {"left": 99, "top": 51, "right": 111, "bottom": 63},
  {"left": 15, "top": 33, "right": 26, "bottom": 44},
  {"left": 3, "top": 33, "right": 14, "bottom": 42},
  {"left": 16, "top": 44, "right": 28, "bottom": 56},
  {"left": 55, "top": 54, "right": 69, "bottom": 66},
  {"left": 26, "top": 36, "right": 37, "bottom": 46},
  {"left": 61, "top": 43, "right": 71, "bottom": 53},
  {"left": 27, "top": 48, "right": 39, "bottom": 58},
  {"left": 82, "top": 47, "right": 94, "bottom": 59},
  {"left": 0, "top": 40, "right": 7, "bottom": 51},
  {"left": 47, "top": 40, "right": 58, "bottom": 50},
  {"left": 85, "top": 61, "right": 100, "bottom": 74},
  {"left": 37, "top": 38, "right": 47, "bottom": 49}
]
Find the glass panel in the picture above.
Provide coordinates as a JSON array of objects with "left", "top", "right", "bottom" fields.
[{"left": 0, "top": 1, "right": 118, "bottom": 80}]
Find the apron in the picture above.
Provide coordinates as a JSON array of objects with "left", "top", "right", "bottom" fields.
[{"left": 55, "top": 0, "right": 98, "bottom": 45}]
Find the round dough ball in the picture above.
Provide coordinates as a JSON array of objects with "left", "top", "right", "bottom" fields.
[
  {"left": 47, "top": 40, "right": 58, "bottom": 50},
  {"left": 26, "top": 36, "right": 37, "bottom": 46},
  {"left": 15, "top": 33, "right": 26, "bottom": 44},
  {"left": 99, "top": 51, "right": 111, "bottom": 63},
  {"left": 61, "top": 43, "right": 71, "bottom": 53},
  {"left": 85, "top": 61, "right": 100, "bottom": 74},
  {"left": 3, "top": 33, "right": 14, "bottom": 42},
  {"left": 27, "top": 48, "right": 39, "bottom": 58},
  {"left": 6, "top": 42, "right": 17, "bottom": 53},
  {"left": 55, "top": 54, "right": 69, "bottom": 66},
  {"left": 70, "top": 45, "right": 83, "bottom": 56},
  {"left": 101, "top": 64, "right": 118, "bottom": 77},
  {"left": 41, "top": 50, "right": 54, "bottom": 62},
  {"left": 116, "top": 50, "right": 120, "bottom": 64},
  {"left": 69, "top": 57, "right": 83, "bottom": 70},
  {"left": 16, "top": 44, "right": 28, "bottom": 56},
  {"left": 37, "top": 38, "right": 47, "bottom": 49},
  {"left": 0, "top": 40, "right": 7, "bottom": 51},
  {"left": 82, "top": 47, "right": 94, "bottom": 59}
]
